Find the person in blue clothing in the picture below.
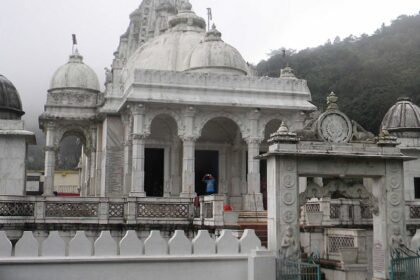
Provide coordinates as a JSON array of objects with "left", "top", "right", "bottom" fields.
[{"left": 202, "top": 174, "right": 216, "bottom": 195}]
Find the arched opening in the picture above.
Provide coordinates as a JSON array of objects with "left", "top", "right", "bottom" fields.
[
  {"left": 196, "top": 117, "right": 245, "bottom": 207},
  {"left": 146, "top": 114, "right": 180, "bottom": 197},
  {"left": 56, "top": 131, "right": 87, "bottom": 197}
]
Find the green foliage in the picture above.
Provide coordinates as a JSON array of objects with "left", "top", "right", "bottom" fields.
[{"left": 257, "top": 13, "right": 420, "bottom": 133}]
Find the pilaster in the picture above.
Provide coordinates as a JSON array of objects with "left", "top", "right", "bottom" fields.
[
  {"left": 371, "top": 160, "right": 406, "bottom": 280},
  {"left": 266, "top": 155, "right": 300, "bottom": 259}
]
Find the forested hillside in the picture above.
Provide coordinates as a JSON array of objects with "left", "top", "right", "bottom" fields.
[{"left": 257, "top": 12, "right": 420, "bottom": 132}]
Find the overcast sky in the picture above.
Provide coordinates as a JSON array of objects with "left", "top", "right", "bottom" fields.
[{"left": 1, "top": 0, "right": 419, "bottom": 130}]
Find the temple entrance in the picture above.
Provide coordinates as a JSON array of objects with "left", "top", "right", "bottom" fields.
[
  {"left": 195, "top": 150, "right": 219, "bottom": 196},
  {"left": 145, "top": 148, "right": 164, "bottom": 197}
]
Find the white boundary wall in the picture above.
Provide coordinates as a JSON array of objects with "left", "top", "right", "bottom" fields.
[{"left": 0, "top": 229, "right": 276, "bottom": 280}]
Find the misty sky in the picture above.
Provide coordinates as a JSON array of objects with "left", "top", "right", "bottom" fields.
[{"left": 0, "top": 0, "right": 419, "bottom": 131}]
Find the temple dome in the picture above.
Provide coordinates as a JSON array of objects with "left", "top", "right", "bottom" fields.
[
  {"left": 381, "top": 97, "right": 420, "bottom": 138},
  {"left": 124, "top": 2, "right": 206, "bottom": 73},
  {"left": 49, "top": 51, "right": 100, "bottom": 92},
  {"left": 0, "top": 74, "right": 24, "bottom": 120},
  {"left": 185, "top": 25, "right": 249, "bottom": 75}
]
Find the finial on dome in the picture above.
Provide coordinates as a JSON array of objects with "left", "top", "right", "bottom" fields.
[
  {"left": 181, "top": 0, "right": 192, "bottom": 11},
  {"left": 327, "top": 92, "right": 339, "bottom": 110},
  {"left": 205, "top": 23, "right": 222, "bottom": 41},
  {"left": 71, "top": 34, "right": 78, "bottom": 55},
  {"left": 397, "top": 96, "right": 413, "bottom": 102},
  {"left": 207, "top": 7, "right": 213, "bottom": 31},
  {"left": 280, "top": 66, "right": 297, "bottom": 79},
  {"left": 268, "top": 122, "right": 299, "bottom": 144}
]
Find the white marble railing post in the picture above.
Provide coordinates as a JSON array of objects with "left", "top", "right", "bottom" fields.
[
  {"left": 43, "top": 122, "right": 57, "bottom": 196},
  {"left": 129, "top": 104, "right": 147, "bottom": 197}
]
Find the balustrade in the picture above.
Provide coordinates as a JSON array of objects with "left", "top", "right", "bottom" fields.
[{"left": 0, "top": 196, "right": 194, "bottom": 225}]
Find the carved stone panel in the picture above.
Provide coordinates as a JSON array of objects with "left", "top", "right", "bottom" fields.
[{"left": 317, "top": 110, "right": 353, "bottom": 143}]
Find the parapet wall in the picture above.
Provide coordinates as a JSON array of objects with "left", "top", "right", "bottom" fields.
[
  {"left": 0, "top": 229, "right": 261, "bottom": 257},
  {"left": 0, "top": 229, "right": 275, "bottom": 280}
]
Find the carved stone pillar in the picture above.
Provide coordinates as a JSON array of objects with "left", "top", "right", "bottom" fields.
[
  {"left": 88, "top": 125, "right": 97, "bottom": 197},
  {"left": 164, "top": 146, "right": 171, "bottom": 197},
  {"left": 43, "top": 122, "right": 57, "bottom": 196},
  {"left": 170, "top": 139, "right": 181, "bottom": 196},
  {"left": 243, "top": 137, "right": 264, "bottom": 211},
  {"left": 180, "top": 106, "right": 197, "bottom": 198},
  {"left": 129, "top": 104, "right": 147, "bottom": 197},
  {"left": 180, "top": 136, "right": 196, "bottom": 197},
  {"left": 371, "top": 160, "right": 406, "bottom": 280},
  {"left": 218, "top": 147, "right": 228, "bottom": 196}
]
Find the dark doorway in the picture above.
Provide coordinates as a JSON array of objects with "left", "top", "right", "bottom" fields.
[
  {"left": 260, "top": 157, "right": 267, "bottom": 210},
  {"left": 195, "top": 150, "right": 219, "bottom": 196},
  {"left": 415, "top": 178, "right": 420, "bottom": 199},
  {"left": 145, "top": 148, "right": 164, "bottom": 197}
]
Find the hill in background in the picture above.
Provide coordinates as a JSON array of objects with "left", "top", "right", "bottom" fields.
[{"left": 257, "top": 12, "right": 420, "bottom": 133}]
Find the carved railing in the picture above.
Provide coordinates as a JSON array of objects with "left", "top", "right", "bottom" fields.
[
  {"left": 304, "top": 200, "right": 420, "bottom": 226},
  {"left": 54, "top": 185, "right": 80, "bottom": 194},
  {"left": 325, "top": 228, "right": 368, "bottom": 264},
  {"left": 408, "top": 202, "right": 420, "bottom": 219},
  {"left": 302, "top": 198, "right": 373, "bottom": 226},
  {"left": 0, "top": 196, "right": 194, "bottom": 225}
]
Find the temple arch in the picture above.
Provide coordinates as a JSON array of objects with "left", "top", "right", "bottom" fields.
[
  {"left": 196, "top": 117, "right": 246, "bottom": 209},
  {"left": 145, "top": 114, "right": 181, "bottom": 197},
  {"left": 145, "top": 109, "right": 182, "bottom": 136},
  {"left": 195, "top": 112, "right": 248, "bottom": 140}
]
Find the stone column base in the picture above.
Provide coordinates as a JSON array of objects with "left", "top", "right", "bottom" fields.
[
  {"left": 129, "top": 192, "right": 146, "bottom": 198},
  {"left": 243, "top": 193, "right": 264, "bottom": 211}
]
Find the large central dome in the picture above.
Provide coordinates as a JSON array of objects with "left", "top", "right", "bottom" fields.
[{"left": 125, "top": 2, "right": 206, "bottom": 72}]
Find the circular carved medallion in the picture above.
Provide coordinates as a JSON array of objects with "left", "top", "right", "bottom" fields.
[
  {"left": 389, "top": 193, "right": 401, "bottom": 206},
  {"left": 390, "top": 177, "right": 401, "bottom": 190},
  {"left": 283, "top": 175, "right": 296, "bottom": 188},
  {"left": 283, "top": 210, "right": 296, "bottom": 223},
  {"left": 390, "top": 211, "right": 401, "bottom": 223},
  {"left": 282, "top": 192, "right": 296, "bottom": 206},
  {"left": 317, "top": 111, "right": 353, "bottom": 143}
]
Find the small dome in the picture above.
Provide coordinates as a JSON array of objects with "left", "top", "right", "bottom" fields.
[
  {"left": 0, "top": 74, "right": 24, "bottom": 120},
  {"left": 381, "top": 97, "right": 420, "bottom": 138},
  {"left": 185, "top": 25, "right": 249, "bottom": 75},
  {"left": 124, "top": 3, "right": 206, "bottom": 74},
  {"left": 50, "top": 51, "right": 100, "bottom": 92}
]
